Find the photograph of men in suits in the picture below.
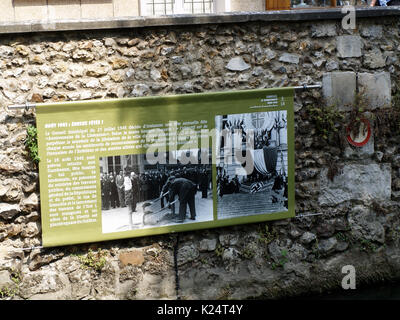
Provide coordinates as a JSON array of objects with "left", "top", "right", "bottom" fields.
[
  {"left": 100, "top": 151, "right": 213, "bottom": 233},
  {"left": 116, "top": 170, "right": 125, "bottom": 208}
]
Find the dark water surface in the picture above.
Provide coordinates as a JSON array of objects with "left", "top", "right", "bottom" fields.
[{"left": 288, "top": 282, "right": 400, "bottom": 300}]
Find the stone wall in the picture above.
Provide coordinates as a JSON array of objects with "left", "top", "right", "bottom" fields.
[{"left": 0, "top": 13, "right": 400, "bottom": 300}]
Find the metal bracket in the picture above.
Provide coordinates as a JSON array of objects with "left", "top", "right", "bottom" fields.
[{"left": 7, "top": 102, "right": 37, "bottom": 111}]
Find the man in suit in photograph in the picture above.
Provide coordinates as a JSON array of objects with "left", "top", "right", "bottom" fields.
[{"left": 166, "top": 176, "right": 197, "bottom": 223}]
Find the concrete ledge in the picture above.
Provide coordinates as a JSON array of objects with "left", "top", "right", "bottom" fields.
[{"left": 0, "top": 7, "right": 399, "bottom": 34}]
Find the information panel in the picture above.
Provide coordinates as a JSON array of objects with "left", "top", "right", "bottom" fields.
[{"left": 36, "top": 88, "right": 295, "bottom": 247}]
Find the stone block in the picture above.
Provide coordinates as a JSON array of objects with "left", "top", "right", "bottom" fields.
[
  {"left": 336, "top": 35, "right": 362, "bottom": 58},
  {"left": 0, "top": 203, "right": 21, "bottom": 220},
  {"left": 225, "top": 57, "right": 250, "bottom": 72},
  {"left": 322, "top": 71, "right": 356, "bottom": 110},
  {"left": 299, "top": 232, "right": 316, "bottom": 244},
  {"left": 317, "top": 237, "right": 337, "bottom": 254},
  {"left": 325, "top": 59, "right": 339, "bottom": 71},
  {"left": 279, "top": 53, "right": 300, "bottom": 64},
  {"left": 48, "top": 0, "right": 81, "bottom": 21},
  {"left": 311, "top": 22, "right": 337, "bottom": 38},
  {"left": 0, "top": 1, "right": 14, "bottom": 23},
  {"left": 19, "top": 271, "right": 70, "bottom": 299},
  {"left": 81, "top": 0, "right": 113, "bottom": 19},
  {"left": 348, "top": 205, "right": 385, "bottom": 244},
  {"left": 199, "top": 238, "right": 217, "bottom": 252},
  {"left": 319, "top": 163, "right": 391, "bottom": 206},
  {"left": 135, "top": 273, "right": 176, "bottom": 299},
  {"left": 344, "top": 117, "right": 374, "bottom": 159},
  {"left": 177, "top": 245, "right": 199, "bottom": 266},
  {"left": 114, "top": 0, "right": 140, "bottom": 17},
  {"left": 344, "top": 134, "right": 374, "bottom": 158},
  {"left": 0, "top": 270, "right": 14, "bottom": 287},
  {"left": 363, "top": 48, "right": 386, "bottom": 69},
  {"left": 14, "top": 0, "right": 48, "bottom": 21},
  {"left": 360, "top": 24, "right": 383, "bottom": 39},
  {"left": 21, "top": 193, "right": 39, "bottom": 210},
  {"left": 119, "top": 249, "right": 144, "bottom": 266},
  {"left": 358, "top": 72, "right": 391, "bottom": 109}
]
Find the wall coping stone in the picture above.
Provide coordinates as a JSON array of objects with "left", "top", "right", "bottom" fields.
[{"left": 0, "top": 7, "right": 399, "bottom": 35}]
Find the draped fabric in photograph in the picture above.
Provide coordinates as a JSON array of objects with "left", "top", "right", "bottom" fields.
[{"left": 251, "top": 146, "right": 278, "bottom": 175}]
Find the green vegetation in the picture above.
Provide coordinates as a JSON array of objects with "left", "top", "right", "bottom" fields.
[
  {"left": 0, "top": 286, "right": 17, "bottom": 299},
  {"left": 78, "top": 249, "right": 107, "bottom": 272},
  {"left": 387, "top": 226, "right": 400, "bottom": 244},
  {"left": 306, "top": 103, "right": 344, "bottom": 141},
  {"left": 311, "top": 239, "right": 321, "bottom": 260},
  {"left": 258, "top": 224, "right": 278, "bottom": 245},
  {"left": 0, "top": 269, "right": 21, "bottom": 299},
  {"left": 214, "top": 244, "right": 224, "bottom": 258},
  {"left": 241, "top": 246, "right": 255, "bottom": 260},
  {"left": 10, "top": 269, "right": 21, "bottom": 285},
  {"left": 347, "top": 91, "right": 372, "bottom": 138},
  {"left": 359, "top": 239, "right": 377, "bottom": 253},
  {"left": 373, "top": 80, "right": 400, "bottom": 139},
  {"left": 217, "top": 284, "right": 232, "bottom": 300},
  {"left": 271, "top": 249, "right": 288, "bottom": 270},
  {"left": 25, "top": 125, "right": 40, "bottom": 165},
  {"left": 336, "top": 232, "right": 379, "bottom": 253},
  {"left": 335, "top": 232, "right": 353, "bottom": 244},
  {"left": 305, "top": 89, "right": 395, "bottom": 146},
  {"left": 326, "top": 157, "right": 342, "bottom": 182}
]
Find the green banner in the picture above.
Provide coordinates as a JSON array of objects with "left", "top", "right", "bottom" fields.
[{"left": 36, "top": 88, "right": 295, "bottom": 247}]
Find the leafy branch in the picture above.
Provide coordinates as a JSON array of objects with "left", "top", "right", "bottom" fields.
[{"left": 25, "top": 125, "right": 40, "bottom": 165}]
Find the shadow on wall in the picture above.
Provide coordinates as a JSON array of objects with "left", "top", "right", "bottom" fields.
[{"left": 13, "top": 0, "right": 113, "bottom": 6}]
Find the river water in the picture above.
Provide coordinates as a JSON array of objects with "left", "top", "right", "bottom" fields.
[{"left": 289, "top": 282, "right": 400, "bottom": 300}]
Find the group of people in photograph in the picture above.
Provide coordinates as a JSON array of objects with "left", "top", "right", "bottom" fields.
[
  {"left": 101, "top": 165, "right": 212, "bottom": 216},
  {"left": 216, "top": 110, "right": 289, "bottom": 213},
  {"left": 217, "top": 172, "right": 240, "bottom": 196},
  {"left": 100, "top": 173, "right": 120, "bottom": 210},
  {"left": 216, "top": 166, "right": 288, "bottom": 208}
]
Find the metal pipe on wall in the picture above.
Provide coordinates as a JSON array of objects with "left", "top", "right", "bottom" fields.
[{"left": 6, "top": 84, "right": 322, "bottom": 110}]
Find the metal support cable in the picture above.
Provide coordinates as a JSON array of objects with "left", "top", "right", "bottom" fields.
[
  {"left": 295, "top": 213, "right": 323, "bottom": 219},
  {"left": 6, "top": 84, "right": 322, "bottom": 110}
]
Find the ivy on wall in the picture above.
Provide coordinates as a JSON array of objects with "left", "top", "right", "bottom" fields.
[{"left": 25, "top": 125, "right": 40, "bottom": 166}]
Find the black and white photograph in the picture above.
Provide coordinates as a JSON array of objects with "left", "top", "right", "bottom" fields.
[
  {"left": 215, "top": 111, "right": 289, "bottom": 219},
  {"left": 99, "top": 149, "right": 213, "bottom": 233}
]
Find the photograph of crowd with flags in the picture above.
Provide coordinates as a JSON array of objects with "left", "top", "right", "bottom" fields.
[
  {"left": 99, "top": 149, "right": 213, "bottom": 233},
  {"left": 215, "top": 110, "right": 289, "bottom": 220}
]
